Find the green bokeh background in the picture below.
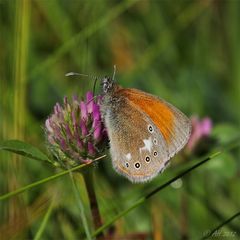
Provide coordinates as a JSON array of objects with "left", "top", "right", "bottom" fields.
[{"left": 0, "top": 0, "right": 240, "bottom": 239}]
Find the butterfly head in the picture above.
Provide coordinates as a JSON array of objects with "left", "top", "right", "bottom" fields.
[{"left": 101, "top": 76, "right": 116, "bottom": 94}]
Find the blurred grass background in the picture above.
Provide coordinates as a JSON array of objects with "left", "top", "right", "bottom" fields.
[{"left": 0, "top": 0, "right": 240, "bottom": 239}]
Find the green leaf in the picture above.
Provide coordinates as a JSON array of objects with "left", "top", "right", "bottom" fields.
[{"left": 0, "top": 139, "right": 51, "bottom": 163}]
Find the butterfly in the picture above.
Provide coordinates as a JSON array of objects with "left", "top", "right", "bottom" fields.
[{"left": 100, "top": 77, "right": 191, "bottom": 183}]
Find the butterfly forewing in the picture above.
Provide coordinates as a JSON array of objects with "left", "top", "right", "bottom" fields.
[{"left": 120, "top": 88, "right": 191, "bottom": 158}]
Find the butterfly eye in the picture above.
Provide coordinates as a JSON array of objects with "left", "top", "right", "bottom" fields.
[
  {"left": 145, "top": 156, "right": 151, "bottom": 162},
  {"left": 153, "top": 138, "right": 158, "bottom": 145},
  {"left": 153, "top": 151, "right": 158, "bottom": 157},
  {"left": 148, "top": 125, "right": 154, "bottom": 133},
  {"left": 134, "top": 162, "right": 141, "bottom": 169},
  {"left": 126, "top": 162, "right": 129, "bottom": 168}
]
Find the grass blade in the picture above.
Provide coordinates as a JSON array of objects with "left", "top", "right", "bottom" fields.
[
  {"left": 0, "top": 155, "right": 106, "bottom": 201},
  {"left": 69, "top": 172, "right": 92, "bottom": 240},
  {"left": 34, "top": 198, "right": 55, "bottom": 240},
  {"left": 201, "top": 211, "right": 240, "bottom": 240}
]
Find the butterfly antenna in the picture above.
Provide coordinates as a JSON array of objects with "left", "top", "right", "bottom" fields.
[
  {"left": 65, "top": 71, "right": 101, "bottom": 96},
  {"left": 112, "top": 65, "right": 117, "bottom": 82},
  {"left": 65, "top": 72, "right": 89, "bottom": 77}
]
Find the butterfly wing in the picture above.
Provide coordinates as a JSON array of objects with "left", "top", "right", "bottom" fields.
[
  {"left": 120, "top": 88, "right": 192, "bottom": 158},
  {"left": 102, "top": 95, "right": 170, "bottom": 183}
]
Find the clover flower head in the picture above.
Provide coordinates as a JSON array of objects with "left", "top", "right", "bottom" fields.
[{"left": 45, "top": 92, "right": 108, "bottom": 168}]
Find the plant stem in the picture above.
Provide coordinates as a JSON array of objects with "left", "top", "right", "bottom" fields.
[
  {"left": 92, "top": 198, "right": 145, "bottom": 238},
  {"left": 83, "top": 170, "right": 104, "bottom": 240}
]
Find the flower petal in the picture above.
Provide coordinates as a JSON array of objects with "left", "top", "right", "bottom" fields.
[
  {"left": 45, "top": 118, "right": 53, "bottom": 133},
  {"left": 86, "top": 91, "right": 94, "bottom": 113},
  {"left": 80, "top": 119, "right": 88, "bottom": 136},
  {"left": 88, "top": 142, "right": 95, "bottom": 155},
  {"left": 93, "top": 104, "right": 101, "bottom": 121},
  {"left": 93, "top": 119, "right": 101, "bottom": 142},
  {"left": 80, "top": 101, "right": 87, "bottom": 120},
  {"left": 201, "top": 118, "right": 212, "bottom": 136}
]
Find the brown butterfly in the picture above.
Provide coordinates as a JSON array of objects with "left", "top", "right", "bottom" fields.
[{"left": 100, "top": 77, "right": 191, "bottom": 183}]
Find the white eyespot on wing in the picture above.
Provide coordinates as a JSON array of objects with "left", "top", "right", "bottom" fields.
[
  {"left": 153, "top": 151, "right": 158, "bottom": 157},
  {"left": 140, "top": 137, "right": 153, "bottom": 153},
  {"left": 148, "top": 124, "right": 154, "bottom": 133},
  {"left": 145, "top": 156, "right": 151, "bottom": 162},
  {"left": 134, "top": 162, "right": 141, "bottom": 169},
  {"left": 125, "top": 153, "right": 132, "bottom": 160}
]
